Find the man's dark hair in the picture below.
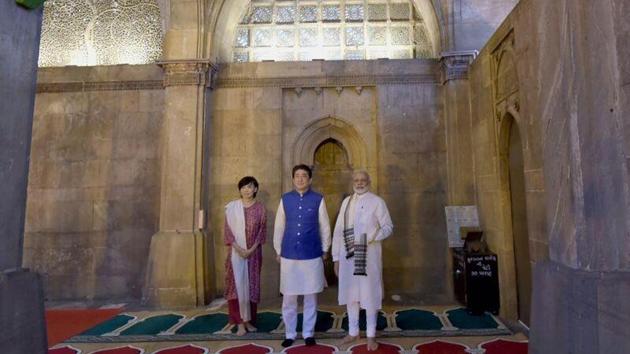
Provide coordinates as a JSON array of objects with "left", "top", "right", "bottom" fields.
[
  {"left": 238, "top": 176, "right": 259, "bottom": 198},
  {"left": 292, "top": 164, "right": 312, "bottom": 178}
]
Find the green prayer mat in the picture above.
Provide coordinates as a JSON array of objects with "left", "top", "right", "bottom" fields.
[
  {"left": 340, "top": 310, "right": 388, "bottom": 331},
  {"left": 66, "top": 306, "right": 511, "bottom": 343},
  {"left": 176, "top": 313, "right": 229, "bottom": 335},
  {"left": 296, "top": 311, "right": 335, "bottom": 333},
  {"left": 121, "top": 314, "right": 183, "bottom": 335},
  {"left": 446, "top": 308, "right": 501, "bottom": 329},
  {"left": 394, "top": 309, "right": 443, "bottom": 330},
  {"left": 80, "top": 315, "right": 135, "bottom": 336}
]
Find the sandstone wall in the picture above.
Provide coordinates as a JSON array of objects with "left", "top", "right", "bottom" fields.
[
  {"left": 468, "top": 0, "right": 630, "bottom": 351},
  {"left": 210, "top": 60, "right": 448, "bottom": 302},
  {"left": 23, "top": 65, "right": 164, "bottom": 301},
  {"left": 466, "top": 17, "right": 547, "bottom": 318}
]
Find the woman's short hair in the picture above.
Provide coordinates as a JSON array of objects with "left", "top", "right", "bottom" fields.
[
  {"left": 292, "top": 164, "right": 312, "bottom": 178},
  {"left": 238, "top": 176, "right": 259, "bottom": 198}
]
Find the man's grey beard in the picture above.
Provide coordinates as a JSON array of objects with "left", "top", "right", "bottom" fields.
[{"left": 353, "top": 186, "right": 369, "bottom": 194}]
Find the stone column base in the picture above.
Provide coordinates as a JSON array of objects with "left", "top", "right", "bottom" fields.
[
  {"left": 143, "top": 231, "right": 207, "bottom": 309},
  {"left": 0, "top": 268, "right": 47, "bottom": 354},
  {"left": 530, "top": 260, "right": 630, "bottom": 354}
]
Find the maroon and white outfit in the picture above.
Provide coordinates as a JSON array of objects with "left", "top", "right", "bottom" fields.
[{"left": 224, "top": 200, "right": 266, "bottom": 324}]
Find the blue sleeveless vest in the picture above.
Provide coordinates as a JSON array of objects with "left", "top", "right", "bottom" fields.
[{"left": 281, "top": 189, "right": 323, "bottom": 260}]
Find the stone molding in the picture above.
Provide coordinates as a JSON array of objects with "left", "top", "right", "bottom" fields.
[
  {"left": 491, "top": 30, "right": 518, "bottom": 103},
  {"left": 216, "top": 73, "right": 437, "bottom": 89},
  {"left": 158, "top": 60, "right": 218, "bottom": 88},
  {"left": 37, "top": 80, "right": 163, "bottom": 93},
  {"left": 440, "top": 51, "right": 477, "bottom": 84}
]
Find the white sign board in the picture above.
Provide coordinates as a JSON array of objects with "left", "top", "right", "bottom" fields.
[{"left": 445, "top": 205, "right": 480, "bottom": 248}]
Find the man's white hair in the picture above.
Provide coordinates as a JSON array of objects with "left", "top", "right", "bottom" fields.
[{"left": 352, "top": 169, "right": 371, "bottom": 182}]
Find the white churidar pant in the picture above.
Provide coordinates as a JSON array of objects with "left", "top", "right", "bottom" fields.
[
  {"left": 282, "top": 293, "right": 318, "bottom": 339},
  {"left": 347, "top": 301, "right": 378, "bottom": 338}
]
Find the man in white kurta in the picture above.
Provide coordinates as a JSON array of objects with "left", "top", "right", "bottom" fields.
[
  {"left": 332, "top": 170, "right": 393, "bottom": 351},
  {"left": 274, "top": 164, "right": 331, "bottom": 348}
]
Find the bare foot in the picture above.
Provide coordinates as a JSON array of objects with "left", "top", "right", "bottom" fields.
[
  {"left": 235, "top": 324, "right": 247, "bottom": 336},
  {"left": 338, "top": 334, "right": 359, "bottom": 346},
  {"left": 245, "top": 322, "right": 257, "bottom": 332},
  {"left": 367, "top": 337, "right": 379, "bottom": 351}
]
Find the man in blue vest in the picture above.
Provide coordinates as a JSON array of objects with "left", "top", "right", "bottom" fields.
[{"left": 273, "top": 164, "right": 331, "bottom": 348}]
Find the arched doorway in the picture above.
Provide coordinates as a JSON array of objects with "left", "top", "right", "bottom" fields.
[
  {"left": 311, "top": 138, "right": 353, "bottom": 286},
  {"left": 502, "top": 114, "right": 532, "bottom": 326}
]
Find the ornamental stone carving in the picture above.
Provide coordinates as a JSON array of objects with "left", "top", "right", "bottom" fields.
[
  {"left": 159, "top": 60, "right": 218, "bottom": 88},
  {"left": 440, "top": 51, "right": 477, "bottom": 84},
  {"left": 216, "top": 73, "right": 437, "bottom": 89}
]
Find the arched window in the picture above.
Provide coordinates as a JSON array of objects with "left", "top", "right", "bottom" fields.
[
  {"left": 233, "top": 0, "right": 432, "bottom": 62},
  {"left": 39, "top": 0, "right": 163, "bottom": 67}
]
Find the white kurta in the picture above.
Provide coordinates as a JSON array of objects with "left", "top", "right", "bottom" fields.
[
  {"left": 332, "top": 191, "right": 393, "bottom": 311},
  {"left": 273, "top": 196, "right": 331, "bottom": 295}
]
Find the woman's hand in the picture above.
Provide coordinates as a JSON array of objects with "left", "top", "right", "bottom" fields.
[
  {"left": 334, "top": 262, "right": 339, "bottom": 277},
  {"left": 233, "top": 244, "right": 247, "bottom": 258},
  {"left": 243, "top": 242, "right": 259, "bottom": 258}
]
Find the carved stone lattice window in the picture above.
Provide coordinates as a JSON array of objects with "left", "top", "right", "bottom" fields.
[
  {"left": 233, "top": 0, "right": 432, "bottom": 62},
  {"left": 39, "top": 0, "right": 163, "bottom": 67}
]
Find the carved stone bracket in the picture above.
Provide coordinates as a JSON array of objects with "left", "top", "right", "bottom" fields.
[
  {"left": 440, "top": 51, "right": 477, "bottom": 84},
  {"left": 158, "top": 60, "right": 218, "bottom": 88},
  {"left": 495, "top": 92, "right": 520, "bottom": 123}
]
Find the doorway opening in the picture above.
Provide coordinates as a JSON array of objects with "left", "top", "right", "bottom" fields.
[
  {"left": 504, "top": 115, "right": 532, "bottom": 326},
  {"left": 311, "top": 138, "right": 353, "bottom": 287}
]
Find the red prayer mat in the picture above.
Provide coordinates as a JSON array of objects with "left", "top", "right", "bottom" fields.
[
  {"left": 46, "top": 308, "right": 122, "bottom": 346},
  {"left": 284, "top": 343, "right": 337, "bottom": 354},
  {"left": 217, "top": 343, "right": 272, "bottom": 354},
  {"left": 48, "top": 346, "right": 80, "bottom": 354},
  {"left": 349, "top": 342, "right": 402, "bottom": 353},
  {"left": 90, "top": 346, "right": 142, "bottom": 354},
  {"left": 413, "top": 340, "right": 469, "bottom": 354},
  {"left": 480, "top": 339, "right": 528, "bottom": 354},
  {"left": 154, "top": 344, "right": 209, "bottom": 354}
]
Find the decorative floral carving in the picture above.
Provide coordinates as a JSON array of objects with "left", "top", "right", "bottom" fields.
[{"left": 39, "top": 0, "right": 163, "bottom": 67}]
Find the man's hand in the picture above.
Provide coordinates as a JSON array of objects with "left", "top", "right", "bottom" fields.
[
  {"left": 322, "top": 252, "right": 329, "bottom": 261},
  {"left": 334, "top": 261, "right": 339, "bottom": 277},
  {"left": 276, "top": 255, "right": 281, "bottom": 263}
]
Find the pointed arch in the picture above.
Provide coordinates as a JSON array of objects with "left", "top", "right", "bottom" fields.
[
  {"left": 498, "top": 110, "right": 533, "bottom": 325},
  {"left": 286, "top": 115, "right": 376, "bottom": 193},
  {"left": 293, "top": 116, "right": 367, "bottom": 169}
]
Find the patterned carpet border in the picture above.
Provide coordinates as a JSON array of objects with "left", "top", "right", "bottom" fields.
[
  {"left": 51, "top": 339, "right": 529, "bottom": 354},
  {"left": 65, "top": 307, "right": 511, "bottom": 344}
]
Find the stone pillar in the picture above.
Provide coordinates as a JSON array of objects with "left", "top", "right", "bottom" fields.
[
  {"left": 0, "top": 2, "right": 47, "bottom": 353},
  {"left": 441, "top": 52, "right": 477, "bottom": 205},
  {"left": 143, "top": 60, "right": 216, "bottom": 308}
]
